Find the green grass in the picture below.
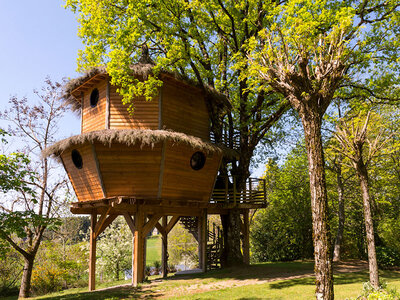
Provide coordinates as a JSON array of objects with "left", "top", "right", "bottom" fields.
[
  {"left": 3, "top": 262, "right": 399, "bottom": 300},
  {"left": 146, "top": 235, "right": 161, "bottom": 266}
]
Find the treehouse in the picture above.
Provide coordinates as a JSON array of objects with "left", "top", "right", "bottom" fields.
[{"left": 45, "top": 64, "right": 267, "bottom": 291}]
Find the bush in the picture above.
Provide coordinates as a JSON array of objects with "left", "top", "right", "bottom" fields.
[
  {"left": 376, "top": 246, "right": 400, "bottom": 269},
  {"left": 357, "top": 281, "right": 400, "bottom": 300},
  {"left": 31, "top": 265, "right": 67, "bottom": 295}
]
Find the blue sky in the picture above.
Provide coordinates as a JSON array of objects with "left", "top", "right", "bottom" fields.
[
  {"left": 0, "top": 0, "right": 82, "bottom": 137},
  {"left": 0, "top": 1, "right": 268, "bottom": 176}
]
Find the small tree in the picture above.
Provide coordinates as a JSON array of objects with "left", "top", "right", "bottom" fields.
[
  {"left": 96, "top": 217, "right": 131, "bottom": 281},
  {"left": 0, "top": 79, "right": 68, "bottom": 298},
  {"left": 333, "top": 108, "right": 396, "bottom": 288}
]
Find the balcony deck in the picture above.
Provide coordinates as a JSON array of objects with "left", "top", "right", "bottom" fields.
[{"left": 70, "top": 176, "right": 267, "bottom": 215}]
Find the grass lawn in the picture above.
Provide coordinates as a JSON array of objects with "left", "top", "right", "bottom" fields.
[
  {"left": 2, "top": 262, "right": 399, "bottom": 300},
  {"left": 146, "top": 235, "right": 161, "bottom": 266}
]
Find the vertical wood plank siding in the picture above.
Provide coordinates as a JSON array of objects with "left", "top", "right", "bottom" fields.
[
  {"left": 109, "top": 85, "right": 159, "bottom": 130},
  {"left": 161, "top": 81, "right": 210, "bottom": 140},
  {"left": 61, "top": 144, "right": 104, "bottom": 201}
]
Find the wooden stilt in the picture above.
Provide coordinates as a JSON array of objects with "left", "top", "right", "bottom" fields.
[
  {"left": 123, "top": 212, "right": 136, "bottom": 286},
  {"left": 89, "top": 213, "right": 97, "bottom": 291},
  {"left": 161, "top": 216, "right": 168, "bottom": 277},
  {"left": 242, "top": 209, "right": 250, "bottom": 265},
  {"left": 133, "top": 210, "right": 145, "bottom": 286},
  {"left": 198, "top": 209, "right": 207, "bottom": 272}
]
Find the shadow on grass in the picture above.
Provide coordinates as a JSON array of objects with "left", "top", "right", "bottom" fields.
[
  {"left": 165, "top": 261, "right": 315, "bottom": 283},
  {"left": 28, "top": 285, "right": 159, "bottom": 300}
]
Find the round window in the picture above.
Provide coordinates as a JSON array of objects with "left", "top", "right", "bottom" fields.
[
  {"left": 90, "top": 88, "right": 99, "bottom": 107},
  {"left": 71, "top": 149, "right": 83, "bottom": 169},
  {"left": 190, "top": 152, "right": 206, "bottom": 171}
]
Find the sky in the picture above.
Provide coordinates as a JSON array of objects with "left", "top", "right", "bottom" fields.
[
  {"left": 0, "top": 0, "right": 82, "bottom": 137},
  {"left": 0, "top": 1, "right": 268, "bottom": 177}
]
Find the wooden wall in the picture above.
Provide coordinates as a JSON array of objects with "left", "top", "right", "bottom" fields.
[
  {"left": 95, "top": 142, "right": 162, "bottom": 198},
  {"left": 82, "top": 81, "right": 107, "bottom": 133},
  {"left": 161, "top": 81, "right": 210, "bottom": 140},
  {"left": 109, "top": 85, "right": 159, "bottom": 130},
  {"left": 61, "top": 144, "right": 104, "bottom": 201},
  {"left": 62, "top": 141, "right": 221, "bottom": 203},
  {"left": 160, "top": 141, "right": 221, "bottom": 201}
]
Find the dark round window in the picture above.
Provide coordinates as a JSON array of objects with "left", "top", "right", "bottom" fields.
[
  {"left": 71, "top": 149, "right": 83, "bottom": 169},
  {"left": 90, "top": 88, "right": 99, "bottom": 107},
  {"left": 190, "top": 152, "right": 206, "bottom": 171}
]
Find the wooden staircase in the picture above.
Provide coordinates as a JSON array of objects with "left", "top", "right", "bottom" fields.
[
  {"left": 206, "top": 221, "right": 223, "bottom": 270},
  {"left": 179, "top": 217, "right": 223, "bottom": 271}
]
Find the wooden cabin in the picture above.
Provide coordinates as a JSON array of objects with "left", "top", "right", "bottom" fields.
[{"left": 45, "top": 65, "right": 266, "bottom": 290}]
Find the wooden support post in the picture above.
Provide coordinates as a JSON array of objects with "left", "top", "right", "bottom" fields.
[
  {"left": 233, "top": 177, "right": 237, "bottom": 206},
  {"left": 123, "top": 213, "right": 136, "bottom": 286},
  {"left": 249, "top": 178, "right": 252, "bottom": 203},
  {"left": 242, "top": 210, "right": 250, "bottom": 265},
  {"left": 133, "top": 210, "right": 145, "bottom": 286},
  {"left": 161, "top": 216, "right": 168, "bottom": 278},
  {"left": 89, "top": 213, "right": 97, "bottom": 291},
  {"left": 198, "top": 210, "right": 207, "bottom": 272}
]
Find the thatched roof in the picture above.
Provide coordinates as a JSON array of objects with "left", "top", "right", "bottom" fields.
[
  {"left": 61, "top": 64, "right": 231, "bottom": 113},
  {"left": 43, "top": 129, "right": 224, "bottom": 158}
]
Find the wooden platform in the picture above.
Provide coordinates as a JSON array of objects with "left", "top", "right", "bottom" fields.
[{"left": 70, "top": 195, "right": 266, "bottom": 216}]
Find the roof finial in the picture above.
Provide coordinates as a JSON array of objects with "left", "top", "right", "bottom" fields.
[{"left": 138, "top": 43, "right": 154, "bottom": 65}]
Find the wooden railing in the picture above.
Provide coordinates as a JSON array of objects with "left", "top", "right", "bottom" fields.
[
  {"left": 209, "top": 132, "right": 240, "bottom": 150},
  {"left": 210, "top": 176, "right": 267, "bottom": 206}
]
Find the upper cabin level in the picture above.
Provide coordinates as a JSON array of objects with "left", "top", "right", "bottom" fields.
[{"left": 67, "top": 70, "right": 211, "bottom": 141}]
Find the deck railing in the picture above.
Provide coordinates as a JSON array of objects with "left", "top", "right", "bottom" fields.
[
  {"left": 209, "top": 132, "right": 240, "bottom": 150},
  {"left": 210, "top": 176, "right": 267, "bottom": 206}
]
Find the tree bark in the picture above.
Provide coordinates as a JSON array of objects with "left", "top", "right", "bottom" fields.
[
  {"left": 302, "top": 115, "right": 334, "bottom": 300},
  {"left": 355, "top": 159, "right": 379, "bottom": 289},
  {"left": 19, "top": 254, "right": 34, "bottom": 298},
  {"left": 220, "top": 209, "right": 244, "bottom": 267},
  {"left": 333, "top": 157, "right": 345, "bottom": 262}
]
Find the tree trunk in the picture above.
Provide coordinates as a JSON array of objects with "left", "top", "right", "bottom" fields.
[
  {"left": 19, "top": 254, "right": 34, "bottom": 298},
  {"left": 302, "top": 116, "right": 334, "bottom": 300},
  {"left": 355, "top": 160, "right": 379, "bottom": 289},
  {"left": 333, "top": 157, "right": 345, "bottom": 262},
  {"left": 220, "top": 209, "right": 244, "bottom": 267}
]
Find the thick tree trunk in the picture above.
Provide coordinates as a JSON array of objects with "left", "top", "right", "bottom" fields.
[
  {"left": 302, "top": 116, "right": 334, "bottom": 300},
  {"left": 333, "top": 158, "right": 345, "bottom": 262},
  {"left": 356, "top": 160, "right": 379, "bottom": 288},
  {"left": 19, "top": 255, "right": 34, "bottom": 298},
  {"left": 220, "top": 209, "right": 244, "bottom": 267}
]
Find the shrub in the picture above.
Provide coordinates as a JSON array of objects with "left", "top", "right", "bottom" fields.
[
  {"left": 31, "top": 265, "right": 67, "bottom": 295},
  {"left": 376, "top": 246, "right": 400, "bottom": 269}
]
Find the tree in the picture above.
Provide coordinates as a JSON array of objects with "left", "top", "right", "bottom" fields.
[
  {"left": 252, "top": 148, "right": 313, "bottom": 263},
  {"left": 0, "top": 79, "right": 68, "bottom": 298},
  {"left": 333, "top": 108, "right": 397, "bottom": 288},
  {"left": 96, "top": 217, "right": 132, "bottom": 281},
  {"left": 65, "top": 0, "right": 290, "bottom": 265},
  {"left": 247, "top": 1, "right": 400, "bottom": 298}
]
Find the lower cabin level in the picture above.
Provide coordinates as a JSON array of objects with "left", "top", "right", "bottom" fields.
[{"left": 71, "top": 197, "right": 264, "bottom": 290}]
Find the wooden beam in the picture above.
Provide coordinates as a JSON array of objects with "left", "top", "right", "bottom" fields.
[
  {"left": 157, "top": 141, "right": 166, "bottom": 198},
  {"left": 155, "top": 222, "right": 165, "bottom": 235},
  {"left": 166, "top": 216, "right": 180, "bottom": 234},
  {"left": 105, "top": 78, "right": 110, "bottom": 129},
  {"left": 91, "top": 144, "right": 107, "bottom": 199},
  {"left": 123, "top": 212, "right": 136, "bottom": 234},
  {"left": 94, "top": 207, "right": 111, "bottom": 238},
  {"left": 161, "top": 216, "right": 168, "bottom": 278},
  {"left": 133, "top": 210, "right": 145, "bottom": 286},
  {"left": 142, "top": 214, "right": 162, "bottom": 236},
  {"left": 242, "top": 210, "right": 250, "bottom": 265},
  {"left": 96, "top": 214, "right": 117, "bottom": 237},
  {"left": 198, "top": 209, "right": 207, "bottom": 272},
  {"left": 89, "top": 213, "right": 97, "bottom": 291}
]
